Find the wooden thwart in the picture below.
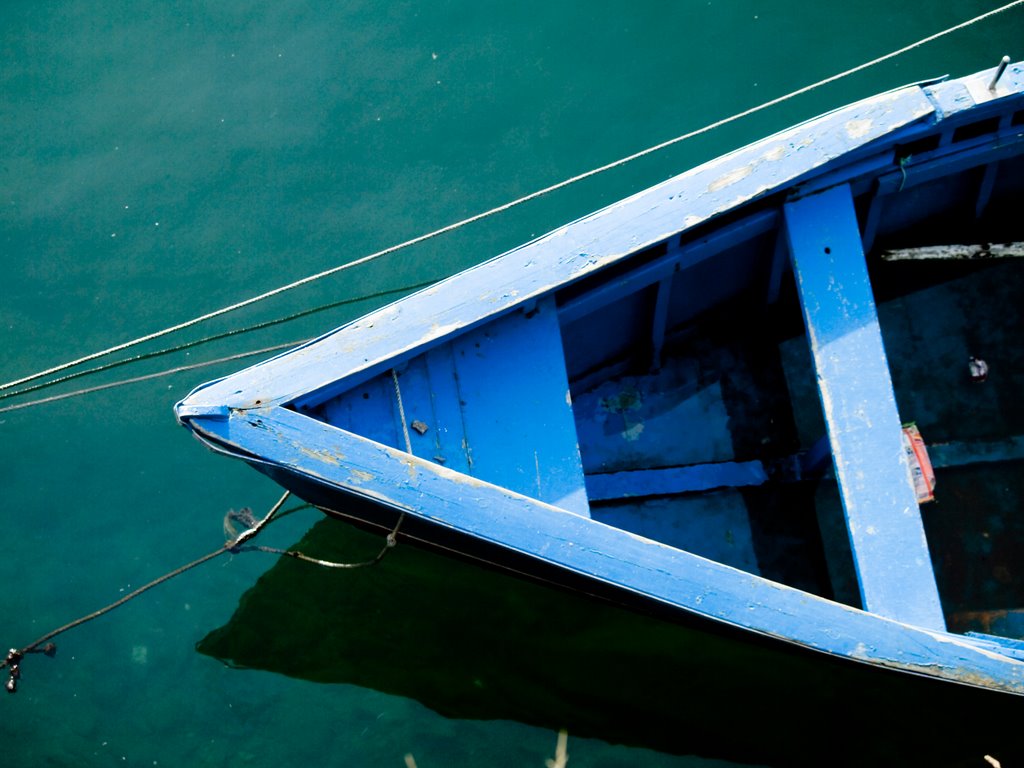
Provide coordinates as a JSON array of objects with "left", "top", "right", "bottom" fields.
[{"left": 785, "top": 184, "right": 946, "bottom": 631}]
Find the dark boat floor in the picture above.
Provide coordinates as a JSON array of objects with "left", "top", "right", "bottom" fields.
[{"left": 572, "top": 257, "right": 1024, "bottom": 634}]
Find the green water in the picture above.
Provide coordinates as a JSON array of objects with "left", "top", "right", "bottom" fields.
[{"left": 2, "top": 2, "right": 1022, "bottom": 765}]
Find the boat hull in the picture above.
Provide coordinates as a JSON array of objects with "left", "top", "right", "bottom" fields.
[{"left": 178, "top": 60, "right": 1024, "bottom": 699}]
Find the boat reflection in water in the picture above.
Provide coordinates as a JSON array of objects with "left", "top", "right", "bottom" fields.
[{"left": 199, "top": 516, "right": 1022, "bottom": 768}]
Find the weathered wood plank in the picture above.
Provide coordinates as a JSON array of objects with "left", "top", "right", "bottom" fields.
[
  {"left": 881, "top": 242, "right": 1024, "bottom": 261},
  {"left": 585, "top": 461, "right": 768, "bottom": 501},
  {"left": 785, "top": 183, "right": 946, "bottom": 631},
  {"left": 447, "top": 297, "right": 590, "bottom": 517}
]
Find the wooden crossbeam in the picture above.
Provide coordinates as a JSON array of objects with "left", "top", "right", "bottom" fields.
[
  {"left": 585, "top": 461, "right": 768, "bottom": 501},
  {"left": 785, "top": 184, "right": 946, "bottom": 630}
]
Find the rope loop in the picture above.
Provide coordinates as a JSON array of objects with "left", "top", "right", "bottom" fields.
[{"left": 0, "top": 492, "right": 409, "bottom": 694}]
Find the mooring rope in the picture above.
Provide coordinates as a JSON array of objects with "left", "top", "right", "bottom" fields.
[
  {"left": 0, "top": 341, "right": 307, "bottom": 415},
  {"left": 391, "top": 368, "right": 414, "bottom": 454},
  {"left": 0, "top": 490, "right": 289, "bottom": 692},
  {"left": 3, "top": 0, "right": 1020, "bottom": 396},
  {"left": 238, "top": 535, "right": 400, "bottom": 569},
  {"left": 0, "top": 283, "right": 442, "bottom": 415},
  {"left": 384, "top": 367, "right": 411, "bottom": 534},
  {"left": 238, "top": 370, "right": 413, "bottom": 568},
  {"left": 0, "top": 280, "right": 437, "bottom": 404},
  {"left": 1, "top": 491, "right": 409, "bottom": 693}
]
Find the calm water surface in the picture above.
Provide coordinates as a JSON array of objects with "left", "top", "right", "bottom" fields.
[{"left": 2, "top": 2, "right": 1022, "bottom": 765}]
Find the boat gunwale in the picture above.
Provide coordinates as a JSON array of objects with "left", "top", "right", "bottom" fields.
[{"left": 176, "top": 79, "right": 971, "bottom": 414}]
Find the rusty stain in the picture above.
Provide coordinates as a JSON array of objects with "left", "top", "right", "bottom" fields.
[
  {"left": 949, "top": 609, "right": 1008, "bottom": 635},
  {"left": 850, "top": 631, "right": 1024, "bottom": 690}
]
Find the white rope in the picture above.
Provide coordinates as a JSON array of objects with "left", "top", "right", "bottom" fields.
[
  {"left": 391, "top": 369, "right": 414, "bottom": 453},
  {"left": 0, "top": 340, "right": 307, "bottom": 414},
  {"left": 3, "top": 0, "right": 1021, "bottom": 394}
]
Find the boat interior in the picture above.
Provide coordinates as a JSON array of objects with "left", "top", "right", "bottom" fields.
[{"left": 297, "top": 103, "right": 1024, "bottom": 639}]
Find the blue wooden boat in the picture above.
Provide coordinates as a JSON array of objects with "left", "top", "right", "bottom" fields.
[{"left": 177, "top": 61, "right": 1024, "bottom": 697}]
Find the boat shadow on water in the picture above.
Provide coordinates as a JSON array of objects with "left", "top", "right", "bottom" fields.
[{"left": 198, "top": 515, "right": 1024, "bottom": 768}]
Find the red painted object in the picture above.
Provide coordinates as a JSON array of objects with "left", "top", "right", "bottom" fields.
[{"left": 903, "top": 423, "right": 936, "bottom": 504}]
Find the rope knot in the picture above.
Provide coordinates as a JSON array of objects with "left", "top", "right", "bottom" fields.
[{"left": 5, "top": 649, "right": 23, "bottom": 694}]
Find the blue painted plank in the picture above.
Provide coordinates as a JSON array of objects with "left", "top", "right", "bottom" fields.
[
  {"left": 556, "top": 246, "right": 679, "bottom": 325},
  {"left": 557, "top": 209, "right": 777, "bottom": 328},
  {"left": 317, "top": 370, "right": 401, "bottom": 449},
  {"left": 784, "top": 184, "right": 945, "bottom": 631},
  {"left": 676, "top": 208, "right": 779, "bottom": 270},
  {"left": 585, "top": 461, "right": 768, "bottom": 501},
  {"left": 185, "top": 404, "right": 1024, "bottom": 693},
  {"left": 572, "top": 366, "right": 736, "bottom": 473},
  {"left": 649, "top": 276, "right": 672, "bottom": 369},
  {"left": 966, "top": 632, "right": 1024, "bottom": 661},
  {"left": 765, "top": 228, "right": 788, "bottom": 306},
  {"left": 310, "top": 303, "right": 587, "bottom": 506},
  {"left": 448, "top": 298, "right": 589, "bottom": 517},
  {"left": 875, "top": 131, "right": 1024, "bottom": 195},
  {"left": 421, "top": 343, "right": 472, "bottom": 474},
  {"left": 389, "top": 355, "right": 443, "bottom": 456}
]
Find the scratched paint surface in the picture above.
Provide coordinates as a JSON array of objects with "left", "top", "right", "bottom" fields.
[{"left": 4, "top": 2, "right": 1024, "bottom": 768}]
